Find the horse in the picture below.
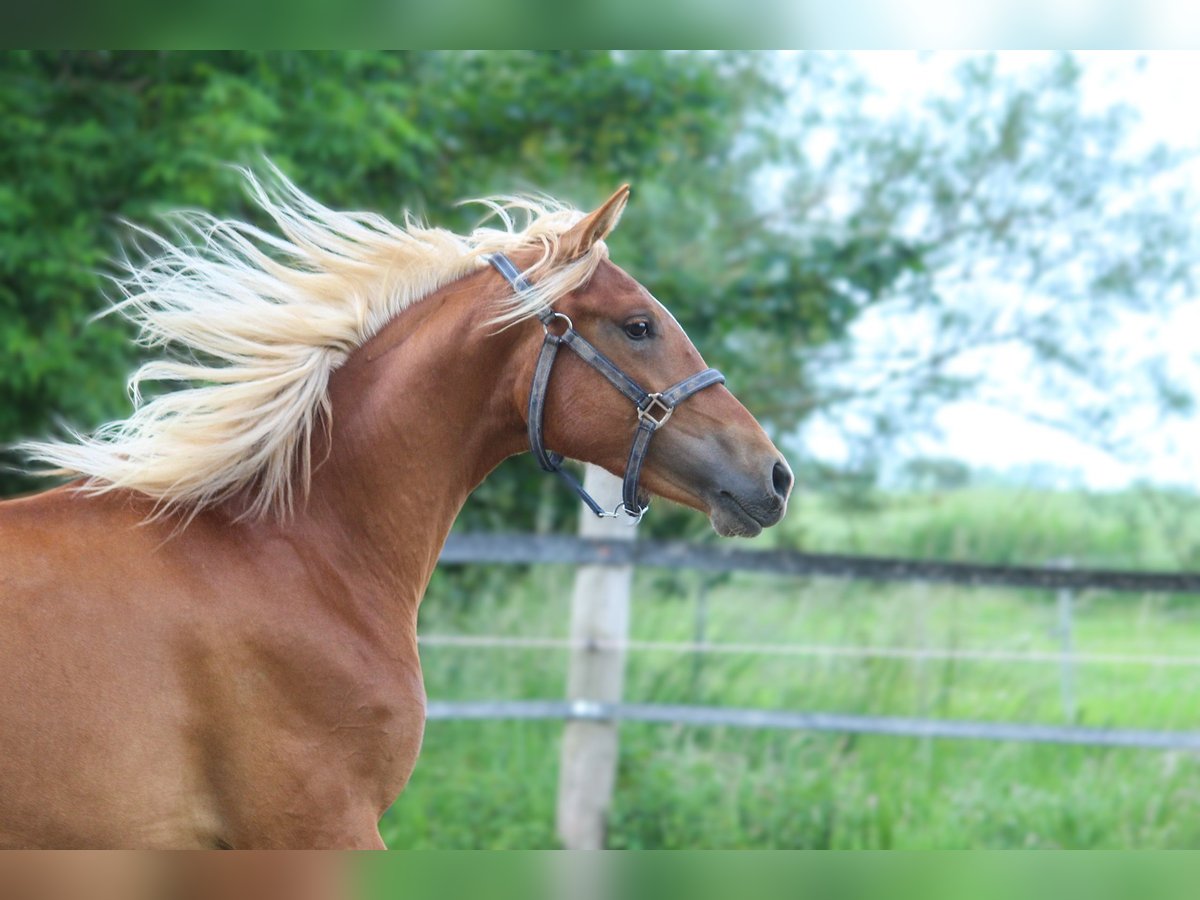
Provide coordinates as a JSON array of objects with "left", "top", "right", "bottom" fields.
[{"left": 0, "top": 172, "right": 792, "bottom": 848}]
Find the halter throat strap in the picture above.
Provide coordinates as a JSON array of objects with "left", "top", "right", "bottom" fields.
[{"left": 487, "top": 252, "right": 725, "bottom": 521}]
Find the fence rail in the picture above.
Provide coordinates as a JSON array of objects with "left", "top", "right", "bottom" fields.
[
  {"left": 440, "top": 533, "right": 1200, "bottom": 594},
  {"left": 417, "top": 633, "right": 1200, "bottom": 668},
  {"left": 426, "top": 700, "right": 1200, "bottom": 751}
]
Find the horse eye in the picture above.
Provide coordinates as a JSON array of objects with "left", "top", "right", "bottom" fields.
[{"left": 624, "top": 320, "right": 650, "bottom": 340}]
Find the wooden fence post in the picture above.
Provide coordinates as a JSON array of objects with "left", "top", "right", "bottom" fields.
[
  {"left": 1055, "top": 558, "right": 1077, "bottom": 724},
  {"left": 555, "top": 465, "right": 636, "bottom": 850}
]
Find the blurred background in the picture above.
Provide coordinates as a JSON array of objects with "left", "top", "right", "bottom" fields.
[{"left": 3, "top": 50, "right": 1200, "bottom": 848}]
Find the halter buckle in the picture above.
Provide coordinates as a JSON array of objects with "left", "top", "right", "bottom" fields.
[
  {"left": 542, "top": 311, "right": 573, "bottom": 339},
  {"left": 637, "top": 394, "right": 674, "bottom": 428}
]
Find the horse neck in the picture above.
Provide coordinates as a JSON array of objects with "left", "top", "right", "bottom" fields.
[{"left": 298, "top": 269, "right": 531, "bottom": 604}]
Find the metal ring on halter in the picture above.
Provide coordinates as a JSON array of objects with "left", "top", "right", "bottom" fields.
[
  {"left": 596, "top": 501, "right": 648, "bottom": 523},
  {"left": 543, "top": 312, "right": 573, "bottom": 337}
]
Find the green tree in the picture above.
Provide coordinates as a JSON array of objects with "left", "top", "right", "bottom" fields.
[
  {"left": 3, "top": 52, "right": 1194, "bottom": 531},
  {"left": 0, "top": 51, "right": 786, "bottom": 525}
]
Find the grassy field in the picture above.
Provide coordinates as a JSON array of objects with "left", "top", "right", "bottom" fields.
[{"left": 380, "top": 487, "right": 1200, "bottom": 848}]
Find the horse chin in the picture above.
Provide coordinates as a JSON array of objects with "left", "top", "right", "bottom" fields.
[{"left": 707, "top": 495, "right": 766, "bottom": 538}]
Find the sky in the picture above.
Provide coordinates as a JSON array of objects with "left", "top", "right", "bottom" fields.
[
  {"left": 796, "top": 52, "right": 1200, "bottom": 490},
  {"left": 799, "top": 5, "right": 1200, "bottom": 48}
]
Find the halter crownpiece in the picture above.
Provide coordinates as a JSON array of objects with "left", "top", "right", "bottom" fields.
[{"left": 487, "top": 252, "right": 726, "bottom": 522}]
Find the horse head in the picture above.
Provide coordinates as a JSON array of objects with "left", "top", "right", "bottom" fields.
[{"left": 505, "top": 186, "right": 793, "bottom": 537}]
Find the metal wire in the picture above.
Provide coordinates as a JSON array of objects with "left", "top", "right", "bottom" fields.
[
  {"left": 424, "top": 700, "right": 1200, "bottom": 750},
  {"left": 418, "top": 633, "right": 1200, "bottom": 668}
]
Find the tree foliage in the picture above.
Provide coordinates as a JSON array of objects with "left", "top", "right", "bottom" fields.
[
  {"left": 0, "top": 51, "right": 778, "bottom": 527},
  {"left": 774, "top": 54, "right": 1198, "bottom": 472},
  {"left": 2, "top": 52, "right": 1194, "bottom": 531}
]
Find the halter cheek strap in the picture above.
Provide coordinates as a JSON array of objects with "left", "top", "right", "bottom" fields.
[{"left": 488, "top": 252, "right": 725, "bottom": 521}]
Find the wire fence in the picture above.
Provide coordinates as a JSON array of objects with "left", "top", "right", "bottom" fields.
[{"left": 428, "top": 532, "right": 1200, "bottom": 752}]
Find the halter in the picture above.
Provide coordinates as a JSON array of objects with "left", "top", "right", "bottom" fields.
[{"left": 488, "top": 252, "right": 725, "bottom": 522}]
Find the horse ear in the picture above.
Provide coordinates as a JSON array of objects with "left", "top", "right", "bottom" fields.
[{"left": 556, "top": 184, "right": 631, "bottom": 262}]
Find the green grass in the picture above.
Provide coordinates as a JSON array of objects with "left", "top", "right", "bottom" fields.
[{"left": 380, "top": 487, "right": 1200, "bottom": 848}]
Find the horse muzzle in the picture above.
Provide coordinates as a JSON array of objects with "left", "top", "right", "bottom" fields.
[{"left": 704, "top": 455, "right": 792, "bottom": 537}]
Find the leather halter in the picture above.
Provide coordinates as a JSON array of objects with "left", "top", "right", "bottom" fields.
[{"left": 488, "top": 252, "right": 725, "bottom": 521}]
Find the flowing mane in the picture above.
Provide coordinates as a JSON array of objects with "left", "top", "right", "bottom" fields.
[{"left": 19, "top": 166, "right": 608, "bottom": 520}]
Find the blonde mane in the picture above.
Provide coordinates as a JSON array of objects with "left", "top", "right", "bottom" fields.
[{"left": 20, "top": 165, "right": 608, "bottom": 520}]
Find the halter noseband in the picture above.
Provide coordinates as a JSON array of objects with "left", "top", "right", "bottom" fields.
[{"left": 488, "top": 252, "right": 725, "bottom": 522}]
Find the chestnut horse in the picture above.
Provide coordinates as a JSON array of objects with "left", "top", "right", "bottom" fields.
[{"left": 0, "top": 175, "right": 791, "bottom": 848}]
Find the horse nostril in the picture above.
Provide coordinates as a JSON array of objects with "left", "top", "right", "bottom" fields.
[{"left": 771, "top": 459, "right": 793, "bottom": 501}]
